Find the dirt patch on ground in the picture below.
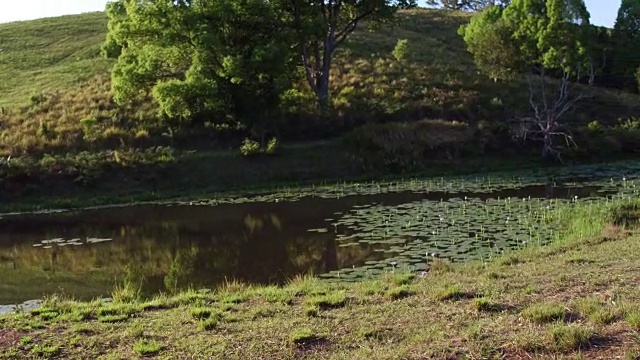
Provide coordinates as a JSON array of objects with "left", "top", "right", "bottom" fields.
[{"left": 0, "top": 329, "right": 25, "bottom": 348}]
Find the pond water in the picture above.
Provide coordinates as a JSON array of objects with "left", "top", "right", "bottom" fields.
[{"left": 0, "top": 161, "right": 639, "bottom": 306}]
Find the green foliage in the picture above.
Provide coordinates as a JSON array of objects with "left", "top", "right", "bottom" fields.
[
  {"left": 30, "top": 344, "right": 61, "bottom": 357},
  {"left": 431, "top": 284, "right": 467, "bottom": 301},
  {"left": 19, "top": 336, "right": 33, "bottom": 346},
  {"left": 240, "top": 138, "right": 262, "bottom": 157},
  {"left": 79, "top": 116, "right": 98, "bottom": 128},
  {"left": 625, "top": 308, "right": 640, "bottom": 330},
  {"left": 164, "top": 246, "right": 198, "bottom": 293},
  {"left": 427, "top": 0, "right": 507, "bottom": 10},
  {"left": 199, "top": 317, "right": 219, "bottom": 331},
  {"left": 587, "top": 120, "right": 603, "bottom": 133},
  {"left": 306, "top": 292, "right": 347, "bottom": 310},
  {"left": 458, "top": 6, "right": 522, "bottom": 81},
  {"left": 385, "top": 285, "right": 415, "bottom": 300},
  {"left": 613, "top": 0, "right": 640, "bottom": 90},
  {"left": 265, "top": 137, "right": 280, "bottom": 155},
  {"left": 344, "top": 120, "right": 478, "bottom": 173},
  {"left": 392, "top": 39, "right": 411, "bottom": 62},
  {"left": 462, "top": 0, "right": 593, "bottom": 81},
  {"left": 575, "top": 297, "right": 619, "bottom": 325},
  {"left": 290, "top": 0, "right": 416, "bottom": 108},
  {"left": 105, "top": 0, "right": 297, "bottom": 133},
  {"left": 240, "top": 137, "right": 281, "bottom": 157}
]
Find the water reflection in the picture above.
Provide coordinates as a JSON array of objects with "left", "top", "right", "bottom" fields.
[
  {"left": 0, "top": 196, "right": 394, "bottom": 304},
  {"left": 0, "top": 182, "right": 618, "bottom": 304}
]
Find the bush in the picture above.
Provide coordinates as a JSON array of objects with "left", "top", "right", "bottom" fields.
[
  {"left": 570, "top": 120, "right": 640, "bottom": 159},
  {"left": 240, "top": 137, "right": 281, "bottom": 157},
  {"left": 343, "top": 119, "right": 478, "bottom": 173},
  {"left": 392, "top": 39, "right": 411, "bottom": 62},
  {"left": 239, "top": 138, "right": 261, "bottom": 157},
  {"left": 265, "top": 137, "right": 280, "bottom": 155}
]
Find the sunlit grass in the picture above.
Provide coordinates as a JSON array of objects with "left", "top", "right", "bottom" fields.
[{"left": 2, "top": 198, "right": 640, "bottom": 358}]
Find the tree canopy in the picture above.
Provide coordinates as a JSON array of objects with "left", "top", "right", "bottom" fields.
[
  {"left": 459, "top": 0, "right": 594, "bottom": 159},
  {"left": 426, "top": 0, "right": 510, "bottom": 11},
  {"left": 460, "top": 0, "right": 592, "bottom": 79},
  {"left": 104, "top": 0, "right": 415, "bottom": 124},
  {"left": 290, "top": 0, "right": 417, "bottom": 109},
  {"left": 613, "top": 0, "right": 640, "bottom": 90},
  {"left": 103, "top": 0, "right": 298, "bottom": 136}
]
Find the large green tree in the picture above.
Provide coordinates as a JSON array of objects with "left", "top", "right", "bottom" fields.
[
  {"left": 289, "top": 0, "right": 416, "bottom": 110},
  {"left": 103, "top": 0, "right": 297, "bottom": 138},
  {"left": 612, "top": 0, "right": 640, "bottom": 91},
  {"left": 460, "top": 0, "right": 594, "bottom": 160},
  {"left": 427, "top": 0, "right": 509, "bottom": 11}
]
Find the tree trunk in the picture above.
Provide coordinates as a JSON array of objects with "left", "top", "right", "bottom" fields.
[
  {"left": 317, "top": 31, "right": 335, "bottom": 113},
  {"left": 541, "top": 130, "right": 554, "bottom": 160}
]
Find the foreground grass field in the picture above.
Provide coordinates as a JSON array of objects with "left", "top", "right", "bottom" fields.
[{"left": 1, "top": 201, "right": 640, "bottom": 359}]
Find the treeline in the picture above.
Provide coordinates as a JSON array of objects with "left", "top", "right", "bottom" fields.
[
  {"left": 102, "top": 0, "right": 416, "bottom": 146},
  {"left": 99, "top": 0, "right": 640, "bottom": 161},
  {"left": 448, "top": 0, "right": 640, "bottom": 94}
]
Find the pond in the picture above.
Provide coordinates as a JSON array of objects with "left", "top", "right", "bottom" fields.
[{"left": 0, "top": 161, "right": 639, "bottom": 307}]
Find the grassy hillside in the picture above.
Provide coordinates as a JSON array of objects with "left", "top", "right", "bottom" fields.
[
  {"left": 1, "top": 9, "right": 640, "bottom": 208},
  {"left": 0, "top": 12, "right": 113, "bottom": 109},
  {"left": 1, "top": 10, "right": 639, "bottom": 156}
]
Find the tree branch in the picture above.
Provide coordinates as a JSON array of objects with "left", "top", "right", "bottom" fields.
[{"left": 335, "top": 9, "right": 376, "bottom": 46}]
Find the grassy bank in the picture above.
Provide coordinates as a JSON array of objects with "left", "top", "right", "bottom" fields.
[
  {"left": 1, "top": 140, "right": 553, "bottom": 213},
  {"left": 1, "top": 200, "right": 640, "bottom": 359}
]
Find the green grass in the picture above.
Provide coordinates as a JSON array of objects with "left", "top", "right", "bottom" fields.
[
  {"left": 548, "top": 324, "right": 593, "bottom": 352},
  {"left": 30, "top": 343, "right": 61, "bottom": 357},
  {"left": 430, "top": 284, "right": 470, "bottom": 301},
  {"left": 3, "top": 202, "right": 640, "bottom": 358},
  {"left": 385, "top": 286, "right": 416, "bottom": 300},
  {"left": 522, "top": 303, "right": 567, "bottom": 324},
  {"left": 289, "top": 328, "right": 319, "bottom": 345},
  {"left": 0, "top": 12, "right": 113, "bottom": 109},
  {"left": 133, "top": 339, "right": 163, "bottom": 356},
  {"left": 305, "top": 292, "right": 348, "bottom": 310},
  {"left": 625, "top": 308, "right": 640, "bottom": 331},
  {"left": 574, "top": 297, "right": 620, "bottom": 325}
]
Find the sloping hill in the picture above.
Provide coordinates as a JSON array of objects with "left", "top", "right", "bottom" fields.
[
  {"left": 1, "top": 9, "right": 639, "bottom": 158},
  {"left": 0, "top": 12, "right": 113, "bottom": 109}
]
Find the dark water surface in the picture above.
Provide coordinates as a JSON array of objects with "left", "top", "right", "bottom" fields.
[{"left": 0, "top": 183, "right": 612, "bottom": 305}]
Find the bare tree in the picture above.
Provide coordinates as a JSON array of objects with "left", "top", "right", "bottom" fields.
[{"left": 510, "top": 63, "right": 596, "bottom": 162}]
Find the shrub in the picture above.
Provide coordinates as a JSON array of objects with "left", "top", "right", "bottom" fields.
[
  {"left": 392, "top": 39, "right": 411, "bottom": 62},
  {"left": 240, "top": 138, "right": 261, "bottom": 157},
  {"left": 240, "top": 137, "right": 281, "bottom": 157},
  {"left": 265, "top": 137, "right": 280, "bottom": 155},
  {"left": 343, "top": 119, "right": 478, "bottom": 173}
]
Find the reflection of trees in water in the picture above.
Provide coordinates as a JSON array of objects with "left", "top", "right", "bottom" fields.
[
  {"left": 163, "top": 244, "right": 199, "bottom": 293},
  {"left": 0, "top": 208, "right": 384, "bottom": 299}
]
